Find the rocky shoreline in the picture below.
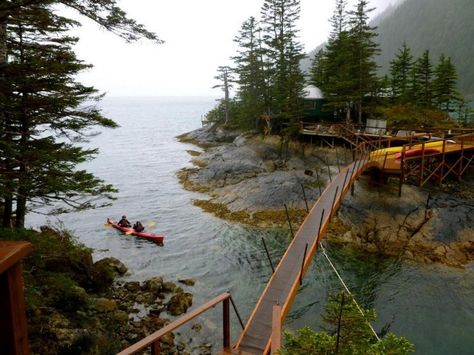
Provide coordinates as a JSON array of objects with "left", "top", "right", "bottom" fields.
[
  {"left": 6, "top": 226, "right": 208, "bottom": 355},
  {"left": 177, "top": 125, "right": 474, "bottom": 268}
]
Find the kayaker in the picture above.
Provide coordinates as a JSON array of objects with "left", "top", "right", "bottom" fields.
[
  {"left": 133, "top": 221, "right": 145, "bottom": 232},
  {"left": 118, "top": 215, "right": 131, "bottom": 227}
]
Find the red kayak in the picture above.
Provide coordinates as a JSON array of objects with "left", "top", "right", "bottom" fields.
[{"left": 107, "top": 218, "right": 164, "bottom": 244}]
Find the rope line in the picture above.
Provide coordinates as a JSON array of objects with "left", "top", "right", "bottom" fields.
[{"left": 319, "top": 242, "right": 380, "bottom": 340}]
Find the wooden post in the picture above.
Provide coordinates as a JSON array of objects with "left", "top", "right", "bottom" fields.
[
  {"left": 440, "top": 140, "right": 446, "bottom": 184},
  {"left": 271, "top": 305, "right": 282, "bottom": 353},
  {"left": 399, "top": 146, "right": 405, "bottom": 197},
  {"left": 151, "top": 341, "right": 161, "bottom": 355},
  {"left": 223, "top": 298, "right": 230, "bottom": 349},
  {"left": 284, "top": 204, "right": 294, "bottom": 238},
  {"left": 0, "top": 241, "right": 33, "bottom": 355},
  {"left": 420, "top": 142, "right": 425, "bottom": 186}
]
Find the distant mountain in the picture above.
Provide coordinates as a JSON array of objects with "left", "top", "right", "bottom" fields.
[
  {"left": 376, "top": 0, "right": 474, "bottom": 98},
  {"left": 304, "top": 0, "right": 474, "bottom": 98}
]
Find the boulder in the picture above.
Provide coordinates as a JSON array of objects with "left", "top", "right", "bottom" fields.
[
  {"left": 167, "top": 293, "right": 193, "bottom": 316},
  {"left": 94, "top": 257, "right": 128, "bottom": 275}
]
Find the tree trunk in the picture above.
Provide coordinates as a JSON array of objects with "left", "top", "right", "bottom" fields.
[
  {"left": 2, "top": 197, "right": 13, "bottom": 228},
  {"left": 14, "top": 194, "right": 26, "bottom": 229}
]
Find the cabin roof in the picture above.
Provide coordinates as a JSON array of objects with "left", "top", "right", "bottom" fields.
[{"left": 303, "top": 85, "right": 323, "bottom": 99}]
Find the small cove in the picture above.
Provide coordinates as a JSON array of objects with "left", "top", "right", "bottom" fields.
[{"left": 27, "top": 97, "right": 474, "bottom": 354}]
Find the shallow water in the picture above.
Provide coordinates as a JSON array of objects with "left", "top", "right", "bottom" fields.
[{"left": 27, "top": 97, "right": 474, "bottom": 354}]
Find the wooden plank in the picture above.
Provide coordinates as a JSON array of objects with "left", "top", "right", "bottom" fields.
[{"left": 271, "top": 305, "right": 281, "bottom": 353}]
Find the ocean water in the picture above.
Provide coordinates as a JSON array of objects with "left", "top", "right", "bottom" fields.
[{"left": 27, "top": 97, "right": 474, "bottom": 354}]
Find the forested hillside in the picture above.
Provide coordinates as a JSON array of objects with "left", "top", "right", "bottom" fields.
[
  {"left": 375, "top": 0, "right": 474, "bottom": 98},
  {"left": 304, "top": 0, "right": 474, "bottom": 98}
]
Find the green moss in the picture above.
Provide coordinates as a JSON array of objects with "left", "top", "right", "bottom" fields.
[
  {"left": 192, "top": 200, "right": 307, "bottom": 228},
  {"left": 176, "top": 168, "right": 210, "bottom": 193},
  {"left": 191, "top": 159, "right": 208, "bottom": 168},
  {"left": 186, "top": 150, "right": 201, "bottom": 157},
  {"left": 252, "top": 208, "right": 307, "bottom": 228},
  {"left": 176, "top": 133, "right": 216, "bottom": 149}
]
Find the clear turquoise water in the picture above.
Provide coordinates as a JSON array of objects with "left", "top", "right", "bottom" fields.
[{"left": 27, "top": 97, "right": 474, "bottom": 354}]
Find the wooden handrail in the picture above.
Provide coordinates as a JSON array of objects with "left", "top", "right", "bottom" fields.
[
  {"left": 118, "top": 292, "right": 232, "bottom": 355},
  {"left": 0, "top": 241, "right": 33, "bottom": 355}
]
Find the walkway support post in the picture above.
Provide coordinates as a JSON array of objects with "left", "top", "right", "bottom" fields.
[
  {"left": 315, "top": 169, "right": 323, "bottom": 196},
  {"left": 300, "top": 183, "right": 309, "bottom": 213},
  {"left": 229, "top": 295, "right": 245, "bottom": 330},
  {"left": 284, "top": 204, "right": 294, "bottom": 238},
  {"left": 223, "top": 297, "right": 230, "bottom": 349},
  {"left": 299, "top": 243, "right": 308, "bottom": 285},
  {"left": 262, "top": 238, "right": 275, "bottom": 274}
]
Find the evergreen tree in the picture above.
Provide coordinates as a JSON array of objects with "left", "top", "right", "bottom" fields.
[
  {"left": 281, "top": 292, "right": 414, "bottom": 355},
  {"left": 317, "top": 0, "right": 354, "bottom": 121},
  {"left": 232, "top": 17, "right": 267, "bottom": 130},
  {"left": 309, "top": 48, "right": 327, "bottom": 89},
  {"left": 433, "top": 54, "right": 460, "bottom": 112},
  {"left": 348, "top": 0, "right": 380, "bottom": 124},
  {"left": 411, "top": 50, "right": 433, "bottom": 107},
  {"left": 212, "top": 65, "right": 234, "bottom": 126},
  {"left": 389, "top": 42, "right": 413, "bottom": 103},
  {"left": 1, "top": 5, "right": 119, "bottom": 228},
  {"left": 260, "top": 0, "right": 305, "bottom": 136},
  {"left": 0, "top": 2, "right": 160, "bottom": 228}
]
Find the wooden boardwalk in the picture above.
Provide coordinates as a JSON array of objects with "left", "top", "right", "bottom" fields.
[{"left": 235, "top": 157, "right": 374, "bottom": 354}]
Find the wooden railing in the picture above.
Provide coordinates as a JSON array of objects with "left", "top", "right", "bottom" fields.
[
  {"left": 0, "top": 241, "right": 33, "bottom": 355},
  {"left": 117, "top": 292, "right": 243, "bottom": 355}
]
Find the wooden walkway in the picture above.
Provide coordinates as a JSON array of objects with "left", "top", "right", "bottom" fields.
[{"left": 235, "top": 157, "right": 375, "bottom": 354}]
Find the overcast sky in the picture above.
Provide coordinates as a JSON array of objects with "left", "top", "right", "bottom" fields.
[{"left": 70, "top": 0, "right": 397, "bottom": 97}]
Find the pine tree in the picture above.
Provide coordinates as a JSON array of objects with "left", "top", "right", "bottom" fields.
[
  {"left": 411, "top": 50, "right": 433, "bottom": 107},
  {"left": 348, "top": 0, "right": 380, "bottom": 124},
  {"left": 212, "top": 66, "right": 235, "bottom": 126},
  {"left": 433, "top": 54, "right": 460, "bottom": 113},
  {"left": 260, "top": 0, "right": 305, "bottom": 136},
  {"left": 0, "top": 2, "right": 160, "bottom": 228},
  {"left": 317, "top": 0, "right": 354, "bottom": 121},
  {"left": 232, "top": 17, "right": 267, "bottom": 130},
  {"left": 309, "top": 48, "right": 327, "bottom": 89},
  {"left": 389, "top": 42, "right": 413, "bottom": 103},
  {"left": 281, "top": 292, "right": 414, "bottom": 355}
]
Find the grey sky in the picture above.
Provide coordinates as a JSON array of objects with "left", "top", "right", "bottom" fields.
[{"left": 71, "top": 0, "right": 397, "bottom": 97}]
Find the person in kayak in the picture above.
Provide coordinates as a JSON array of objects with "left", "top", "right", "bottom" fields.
[
  {"left": 133, "top": 221, "right": 145, "bottom": 232},
  {"left": 118, "top": 215, "right": 131, "bottom": 227}
]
